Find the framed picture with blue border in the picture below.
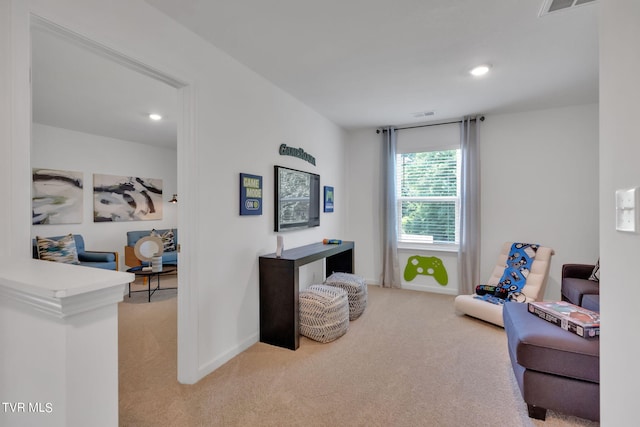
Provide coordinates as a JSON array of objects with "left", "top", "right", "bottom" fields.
[
  {"left": 239, "top": 173, "right": 262, "bottom": 215},
  {"left": 324, "top": 186, "right": 334, "bottom": 213}
]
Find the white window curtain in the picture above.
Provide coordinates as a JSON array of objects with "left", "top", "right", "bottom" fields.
[
  {"left": 457, "top": 117, "right": 481, "bottom": 295},
  {"left": 381, "top": 127, "right": 401, "bottom": 288}
]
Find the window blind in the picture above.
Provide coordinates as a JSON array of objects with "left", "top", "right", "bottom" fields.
[{"left": 396, "top": 149, "right": 460, "bottom": 244}]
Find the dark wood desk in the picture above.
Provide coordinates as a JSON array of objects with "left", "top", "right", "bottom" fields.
[{"left": 259, "top": 241, "right": 354, "bottom": 350}]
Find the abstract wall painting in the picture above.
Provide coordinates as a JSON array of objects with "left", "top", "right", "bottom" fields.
[
  {"left": 93, "top": 174, "right": 163, "bottom": 222},
  {"left": 32, "top": 168, "right": 84, "bottom": 224}
]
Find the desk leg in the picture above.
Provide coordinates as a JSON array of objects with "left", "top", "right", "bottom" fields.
[{"left": 259, "top": 260, "right": 298, "bottom": 350}]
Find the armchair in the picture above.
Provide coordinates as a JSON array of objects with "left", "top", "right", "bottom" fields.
[
  {"left": 33, "top": 234, "right": 118, "bottom": 270},
  {"left": 454, "top": 242, "right": 554, "bottom": 327},
  {"left": 124, "top": 229, "right": 178, "bottom": 267}
]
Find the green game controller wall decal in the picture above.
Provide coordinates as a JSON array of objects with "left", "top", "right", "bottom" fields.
[{"left": 403, "top": 255, "right": 448, "bottom": 286}]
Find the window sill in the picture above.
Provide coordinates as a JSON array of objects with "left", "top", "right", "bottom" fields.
[{"left": 398, "top": 242, "right": 459, "bottom": 253}]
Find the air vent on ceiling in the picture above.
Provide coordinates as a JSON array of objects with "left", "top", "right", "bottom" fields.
[
  {"left": 411, "top": 111, "right": 435, "bottom": 119},
  {"left": 539, "top": 0, "right": 597, "bottom": 16}
]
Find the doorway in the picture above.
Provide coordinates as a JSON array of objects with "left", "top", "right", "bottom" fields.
[{"left": 30, "top": 15, "right": 195, "bottom": 383}]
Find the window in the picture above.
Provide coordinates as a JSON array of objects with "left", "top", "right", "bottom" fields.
[{"left": 396, "top": 148, "right": 461, "bottom": 247}]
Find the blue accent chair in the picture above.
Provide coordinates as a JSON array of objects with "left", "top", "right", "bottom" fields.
[
  {"left": 32, "top": 234, "right": 118, "bottom": 270},
  {"left": 124, "top": 229, "right": 178, "bottom": 267}
]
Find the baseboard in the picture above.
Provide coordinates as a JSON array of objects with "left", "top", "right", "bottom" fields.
[
  {"left": 401, "top": 283, "right": 458, "bottom": 295},
  {"left": 366, "top": 280, "right": 458, "bottom": 296},
  {"left": 196, "top": 333, "right": 258, "bottom": 380}
]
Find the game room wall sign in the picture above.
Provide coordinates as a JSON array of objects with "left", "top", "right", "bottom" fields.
[{"left": 279, "top": 144, "right": 316, "bottom": 166}]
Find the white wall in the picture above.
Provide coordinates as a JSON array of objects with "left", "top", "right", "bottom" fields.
[
  {"left": 0, "top": 0, "right": 9, "bottom": 259},
  {"left": 3, "top": 0, "right": 347, "bottom": 387},
  {"left": 398, "top": 250, "right": 459, "bottom": 294},
  {"left": 480, "top": 104, "right": 599, "bottom": 300},
  {"left": 600, "top": 1, "right": 640, "bottom": 423},
  {"left": 0, "top": 0, "right": 31, "bottom": 259},
  {"left": 31, "top": 123, "right": 178, "bottom": 270},
  {"left": 345, "top": 103, "right": 599, "bottom": 301},
  {"left": 344, "top": 128, "right": 383, "bottom": 284}
]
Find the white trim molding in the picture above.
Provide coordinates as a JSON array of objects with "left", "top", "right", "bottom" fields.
[{"left": 0, "top": 258, "right": 132, "bottom": 318}]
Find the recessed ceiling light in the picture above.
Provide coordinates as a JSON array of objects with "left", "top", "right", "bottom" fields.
[
  {"left": 149, "top": 113, "right": 162, "bottom": 121},
  {"left": 470, "top": 64, "right": 491, "bottom": 77}
]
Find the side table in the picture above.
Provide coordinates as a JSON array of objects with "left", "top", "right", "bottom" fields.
[{"left": 126, "top": 264, "right": 177, "bottom": 302}]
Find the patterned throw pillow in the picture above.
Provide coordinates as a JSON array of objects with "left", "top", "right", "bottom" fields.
[
  {"left": 150, "top": 229, "right": 176, "bottom": 252},
  {"left": 36, "top": 234, "right": 80, "bottom": 264},
  {"left": 589, "top": 259, "right": 600, "bottom": 282}
]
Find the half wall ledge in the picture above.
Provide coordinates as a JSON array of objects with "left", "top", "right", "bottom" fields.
[{"left": 0, "top": 258, "right": 134, "bottom": 427}]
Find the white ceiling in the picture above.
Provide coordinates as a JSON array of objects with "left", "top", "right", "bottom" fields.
[
  {"left": 32, "top": 0, "right": 599, "bottom": 147},
  {"left": 31, "top": 25, "right": 178, "bottom": 148}
]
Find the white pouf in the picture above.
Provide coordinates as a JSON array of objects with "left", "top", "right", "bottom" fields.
[
  {"left": 324, "top": 272, "right": 368, "bottom": 320},
  {"left": 299, "top": 284, "right": 349, "bottom": 343}
]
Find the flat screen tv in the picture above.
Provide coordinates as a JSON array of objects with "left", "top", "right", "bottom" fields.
[{"left": 274, "top": 165, "right": 320, "bottom": 232}]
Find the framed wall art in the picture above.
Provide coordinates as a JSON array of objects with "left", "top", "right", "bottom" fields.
[
  {"left": 240, "top": 173, "right": 263, "bottom": 216},
  {"left": 324, "top": 186, "right": 334, "bottom": 213},
  {"left": 93, "top": 174, "right": 163, "bottom": 222},
  {"left": 32, "top": 168, "right": 84, "bottom": 225}
]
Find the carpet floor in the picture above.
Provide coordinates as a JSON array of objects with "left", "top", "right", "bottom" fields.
[{"left": 118, "top": 282, "right": 599, "bottom": 426}]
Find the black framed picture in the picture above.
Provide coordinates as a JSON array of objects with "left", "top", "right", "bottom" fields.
[
  {"left": 239, "top": 173, "right": 262, "bottom": 215},
  {"left": 324, "top": 186, "right": 334, "bottom": 213}
]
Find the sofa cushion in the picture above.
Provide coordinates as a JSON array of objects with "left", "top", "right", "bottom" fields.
[
  {"left": 80, "top": 260, "right": 118, "bottom": 270},
  {"left": 561, "top": 277, "right": 599, "bottom": 306},
  {"left": 581, "top": 294, "right": 600, "bottom": 312},
  {"left": 504, "top": 302, "right": 599, "bottom": 383},
  {"left": 36, "top": 234, "right": 80, "bottom": 265},
  {"left": 80, "top": 251, "right": 116, "bottom": 263},
  {"left": 589, "top": 259, "right": 600, "bottom": 281},
  {"left": 151, "top": 228, "right": 176, "bottom": 252}
]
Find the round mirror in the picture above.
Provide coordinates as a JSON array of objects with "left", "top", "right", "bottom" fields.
[{"left": 134, "top": 236, "right": 164, "bottom": 262}]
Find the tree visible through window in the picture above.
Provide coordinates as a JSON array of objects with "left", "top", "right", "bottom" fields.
[{"left": 396, "top": 149, "right": 460, "bottom": 245}]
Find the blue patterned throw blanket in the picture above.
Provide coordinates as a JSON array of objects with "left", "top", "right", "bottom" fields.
[{"left": 475, "top": 243, "right": 539, "bottom": 305}]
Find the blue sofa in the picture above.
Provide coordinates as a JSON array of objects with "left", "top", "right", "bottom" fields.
[
  {"left": 124, "top": 228, "right": 178, "bottom": 267},
  {"left": 32, "top": 234, "right": 118, "bottom": 270}
]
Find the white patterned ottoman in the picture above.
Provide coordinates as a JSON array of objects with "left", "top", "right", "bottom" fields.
[
  {"left": 299, "top": 284, "right": 349, "bottom": 343},
  {"left": 324, "top": 272, "right": 368, "bottom": 320}
]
